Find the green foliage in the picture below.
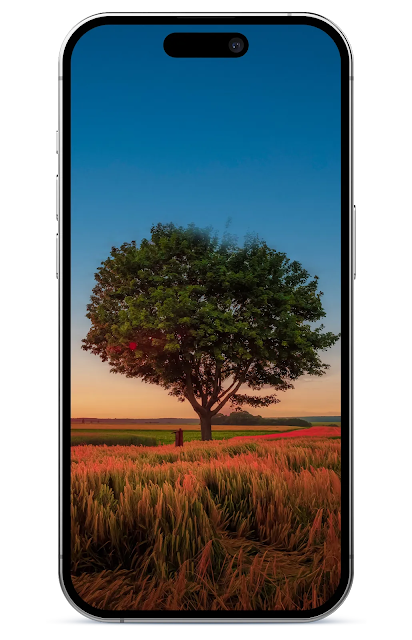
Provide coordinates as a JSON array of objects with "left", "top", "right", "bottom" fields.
[
  {"left": 311, "top": 421, "right": 341, "bottom": 427},
  {"left": 82, "top": 223, "right": 339, "bottom": 437},
  {"left": 70, "top": 432, "right": 157, "bottom": 447},
  {"left": 212, "top": 411, "right": 311, "bottom": 427}
]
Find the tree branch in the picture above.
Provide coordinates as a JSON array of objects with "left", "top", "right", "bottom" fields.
[
  {"left": 211, "top": 380, "right": 243, "bottom": 416},
  {"left": 216, "top": 379, "right": 238, "bottom": 403},
  {"left": 193, "top": 359, "right": 207, "bottom": 407},
  {"left": 183, "top": 366, "right": 204, "bottom": 414},
  {"left": 206, "top": 362, "right": 222, "bottom": 409},
  {"left": 213, "top": 361, "right": 246, "bottom": 406},
  {"left": 210, "top": 362, "right": 253, "bottom": 415}
]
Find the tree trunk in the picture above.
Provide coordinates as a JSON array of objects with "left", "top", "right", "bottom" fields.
[{"left": 200, "top": 414, "right": 213, "bottom": 441}]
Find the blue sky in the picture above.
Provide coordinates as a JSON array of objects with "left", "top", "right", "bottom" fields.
[{"left": 70, "top": 24, "right": 342, "bottom": 418}]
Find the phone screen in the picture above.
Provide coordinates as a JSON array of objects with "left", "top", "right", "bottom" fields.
[{"left": 61, "top": 17, "right": 351, "bottom": 620}]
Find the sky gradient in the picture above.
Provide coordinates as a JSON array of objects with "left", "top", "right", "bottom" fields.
[{"left": 71, "top": 23, "right": 341, "bottom": 418}]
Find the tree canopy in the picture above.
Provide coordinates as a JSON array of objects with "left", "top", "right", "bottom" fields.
[{"left": 82, "top": 222, "right": 340, "bottom": 440}]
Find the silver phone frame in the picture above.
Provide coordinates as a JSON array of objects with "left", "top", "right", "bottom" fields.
[{"left": 58, "top": 12, "right": 354, "bottom": 623}]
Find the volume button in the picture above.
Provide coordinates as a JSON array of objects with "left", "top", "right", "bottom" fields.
[{"left": 56, "top": 234, "right": 59, "bottom": 279}]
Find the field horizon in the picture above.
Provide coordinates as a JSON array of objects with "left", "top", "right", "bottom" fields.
[
  {"left": 71, "top": 417, "right": 342, "bottom": 432},
  {"left": 71, "top": 424, "right": 315, "bottom": 432},
  {"left": 71, "top": 415, "right": 341, "bottom": 423}
]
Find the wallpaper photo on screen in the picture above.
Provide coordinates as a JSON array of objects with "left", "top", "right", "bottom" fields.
[{"left": 68, "top": 22, "right": 344, "bottom": 614}]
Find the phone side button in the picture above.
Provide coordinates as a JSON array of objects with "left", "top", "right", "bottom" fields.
[
  {"left": 353, "top": 205, "right": 356, "bottom": 280},
  {"left": 56, "top": 234, "right": 59, "bottom": 279},
  {"left": 56, "top": 175, "right": 59, "bottom": 221}
]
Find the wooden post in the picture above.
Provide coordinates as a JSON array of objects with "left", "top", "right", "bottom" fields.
[{"left": 173, "top": 429, "right": 184, "bottom": 447}]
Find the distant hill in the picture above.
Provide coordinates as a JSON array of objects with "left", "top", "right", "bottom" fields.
[{"left": 300, "top": 416, "right": 341, "bottom": 422}]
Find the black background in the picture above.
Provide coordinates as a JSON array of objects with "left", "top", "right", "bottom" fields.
[{"left": 47, "top": 4, "right": 374, "bottom": 634}]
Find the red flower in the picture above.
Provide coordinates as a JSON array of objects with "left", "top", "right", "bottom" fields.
[{"left": 129, "top": 342, "right": 137, "bottom": 350}]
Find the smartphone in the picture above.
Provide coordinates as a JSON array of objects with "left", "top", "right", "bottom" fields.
[{"left": 58, "top": 13, "right": 353, "bottom": 621}]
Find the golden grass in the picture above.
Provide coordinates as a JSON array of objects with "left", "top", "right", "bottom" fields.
[{"left": 71, "top": 437, "right": 341, "bottom": 611}]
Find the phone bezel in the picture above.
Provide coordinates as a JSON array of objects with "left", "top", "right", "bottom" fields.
[{"left": 58, "top": 12, "right": 354, "bottom": 624}]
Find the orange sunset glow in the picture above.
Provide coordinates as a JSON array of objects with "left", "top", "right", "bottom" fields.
[{"left": 71, "top": 346, "right": 341, "bottom": 419}]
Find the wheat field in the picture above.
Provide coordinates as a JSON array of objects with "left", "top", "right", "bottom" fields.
[{"left": 71, "top": 437, "right": 341, "bottom": 611}]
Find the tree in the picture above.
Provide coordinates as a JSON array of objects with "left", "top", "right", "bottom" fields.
[
  {"left": 210, "top": 413, "right": 227, "bottom": 425},
  {"left": 211, "top": 411, "right": 312, "bottom": 427},
  {"left": 217, "top": 410, "right": 260, "bottom": 426},
  {"left": 82, "top": 223, "right": 339, "bottom": 441}
]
